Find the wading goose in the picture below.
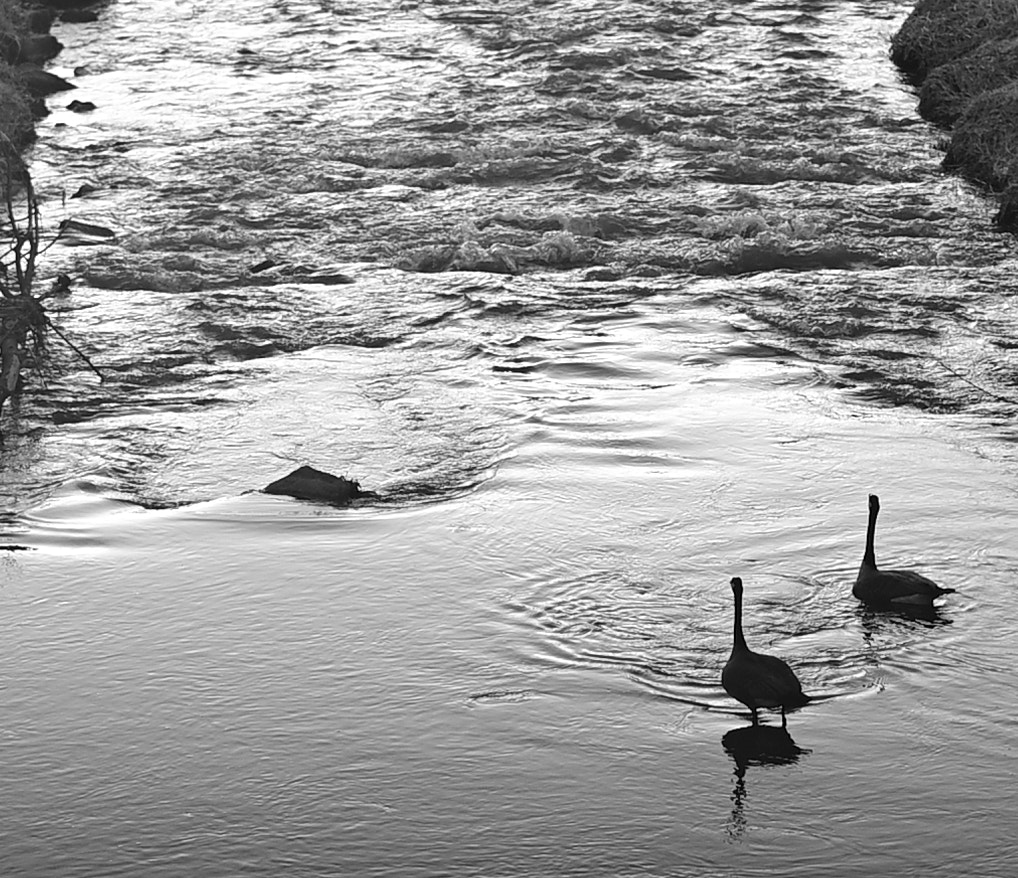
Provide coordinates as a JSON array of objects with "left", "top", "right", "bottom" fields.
[
  {"left": 853, "top": 494, "right": 954, "bottom": 607},
  {"left": 722, "top": 577, "right": 810, "bottom": 726}
]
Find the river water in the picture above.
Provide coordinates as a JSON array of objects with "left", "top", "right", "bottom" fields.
[{"left": 2, "top": 0, "right": 1017, "bottom": 875}]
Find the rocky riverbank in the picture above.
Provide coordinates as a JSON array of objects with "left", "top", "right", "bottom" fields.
[
  {"left": 0, "top": 0, "right": 99, "bottom": 162},
  {"left": 892, "top": 0, "right": 1018, "bottom": 230},
  {"left": 0, "top": 0, "right": 102, "bottom": 418}
]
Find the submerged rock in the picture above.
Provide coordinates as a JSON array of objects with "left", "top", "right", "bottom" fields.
[{"left": 263, "top": 466, "right": 377, "bottom": 506}]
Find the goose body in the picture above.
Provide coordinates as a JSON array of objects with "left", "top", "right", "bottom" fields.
[
  {"left": 853, "top": 494, "right": 954, "bottom": 607},
  {"left": 722, "top": 577, "right": 809, "bottom": 725}
]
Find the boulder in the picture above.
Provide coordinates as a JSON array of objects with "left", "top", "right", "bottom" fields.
[
  {"left": 59, "top": 10, "right": 101, "bottom": 23},
  {"left": 263, "top": 466, "right": 377, "bottom": 505},
  {"left": 16, "top": 66, "right": 75, "bottom": 98},
  {"left": 17, "top": 35, "right": 62, "bottom": 64}
]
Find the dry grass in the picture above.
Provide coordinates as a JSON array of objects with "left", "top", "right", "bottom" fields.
[
  {"left": 1, "top": 1, "right": 49, "bottom": 415},
  {"left": 891, "top": 0, "right": 1018, "bottom": 82},
  {"left": 0, "top": 70, "right": 33, "bottom": 149},
  {"left": 0, "top": 0, "right": 35, "bottom": 157},
  {"left": 0, "top": 0, "right": 27, "bottom": 39},
  {"left": 919, "top": 36, "right": 1018, "bottom": 127}
]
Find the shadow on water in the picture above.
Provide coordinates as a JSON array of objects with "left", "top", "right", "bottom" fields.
[
  {"left": 722, "top": 723, "right": 811, "bottom": 842},
  {"left": 856, "top": 602, "right": 954, "bottom": 630}
]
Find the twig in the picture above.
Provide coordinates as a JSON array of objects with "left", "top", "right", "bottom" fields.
[
  {"left": 932, "top": 356, "right": 1018, "bottom": 406},
  {"left": 42, "top": 314, "right": 103, "bottom": 382}
]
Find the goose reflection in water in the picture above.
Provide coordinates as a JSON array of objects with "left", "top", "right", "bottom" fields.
[
  {"left": 858, "top": 600, "right": 954, "bottom": 628},
  {"left": 856, "top": 599, "right": 953, "bottom": 667},
  {"left": 722, "top": 724, "right": 811, "bottom": 841}
]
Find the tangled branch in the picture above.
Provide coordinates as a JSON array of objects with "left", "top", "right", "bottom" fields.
[
  {"left": 0, "top": 134, "right": 45, "bottom": 412},
  {"left": 0, "top": 132, "right": 101, "bottom": 422}
]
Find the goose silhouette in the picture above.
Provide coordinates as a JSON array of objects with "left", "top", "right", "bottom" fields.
[
  {"left": 722, "top": 577, "right": 810, "bottom": 726},
  {"left": 853, "top": 494, "right": 954, "bottom": 607}
]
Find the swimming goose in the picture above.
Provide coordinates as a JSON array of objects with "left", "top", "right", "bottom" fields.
[
  {"left": 853, "top": 494, "right": 954, "bottom": 607},
  {"left": 722, "top": 577, "right": 810, "bottom": 726}
]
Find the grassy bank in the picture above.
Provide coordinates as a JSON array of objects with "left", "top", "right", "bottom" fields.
[
  {"left": 892, "top": 0, "right": 1018, "bottom": 230},
  {"left": 1, "top": 0, "right": 80, "bottom": 419},
  {"left": 0, "top": 0, "right": 39, "bottom": 155}
]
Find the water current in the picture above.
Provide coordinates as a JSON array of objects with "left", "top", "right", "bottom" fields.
[{"left": 2, "top": 1, "right": 1017, "bottom": 875}]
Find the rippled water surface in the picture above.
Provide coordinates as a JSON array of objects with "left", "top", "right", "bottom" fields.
[{"left": 2, "top": 0, "right": 1018, "bottom": 875}]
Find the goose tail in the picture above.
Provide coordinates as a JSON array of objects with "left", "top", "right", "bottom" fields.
[{"left": 788, "top": 691, "right": 811, "bottom": 709}]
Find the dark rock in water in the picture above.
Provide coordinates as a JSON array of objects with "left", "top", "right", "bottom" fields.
[
  {"left": 16, "top": 66, "right": 75, "bottom": 97},
  {"left": 67, "top": 99, "right": 97, "bottom": 113},
  {"left": 263, "top": 466, "right": 377, "bottom": 505},
  {"left": 60, "top": 10, "right": 101, "bottom": 23},
  {"left": 59, "top": 218, "right": 116, "bottom": 238},
  {"left": 297, "top": 271, "right": 355, "bottom": 285},
  {"left": 49, "top": 274, "right": 73, "bottom": 296}
]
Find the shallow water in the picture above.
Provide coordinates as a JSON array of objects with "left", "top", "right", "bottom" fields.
[{"left": 2, "top": 0, "right": 1018, "bottom": 875}]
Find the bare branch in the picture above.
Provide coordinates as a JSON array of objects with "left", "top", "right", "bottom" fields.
[
  {"left": 42, "top": 314, "right": 103, "bottom": 382},
  {"left": 932, "top": 356, "right": 1018, "bottom": 406}
]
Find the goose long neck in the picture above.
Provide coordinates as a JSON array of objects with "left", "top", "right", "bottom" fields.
[
  {"left": 733, "top": 586, "right": 748, "bottom": 652},
  {"left": 863, "top": 501, "right": 877, "bottom": 568}
]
